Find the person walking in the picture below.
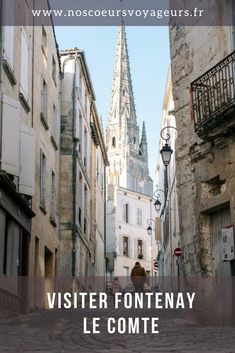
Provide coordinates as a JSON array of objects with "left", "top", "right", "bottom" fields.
[{"left": 131, "top": 262, "right": 146, "bottom": 292}]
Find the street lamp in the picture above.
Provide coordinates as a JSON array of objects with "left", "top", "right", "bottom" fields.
[
  {"left": 160, "top": 143, "right": 173, "bottom": 166},
  {"left": 160, "top": 126, "right": 176, "bottom": 166},
  {"left": 159, "top": 126, "right": 177, "bottom": 194},
  {"left": 153, "top": 188, "right": 165, "bottom": 213},
  {"left": 146, "top": 218, "right": 155, "bottom": 235}
]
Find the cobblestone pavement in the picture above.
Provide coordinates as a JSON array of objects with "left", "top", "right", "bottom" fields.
[{"left": 0, "top": 305, "right": 235, "bottom": 353}]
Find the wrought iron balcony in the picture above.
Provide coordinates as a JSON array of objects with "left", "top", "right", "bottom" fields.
[{"left": 191, "top": 51, "right": 235, "bottom": 139}]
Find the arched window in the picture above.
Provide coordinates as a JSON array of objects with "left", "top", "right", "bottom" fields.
[
  {"left": 112, "top": 136, "right": 116, "bottom": 148},
  {"left": 122, "top": 89, "right": 126, "bottom": 96}
]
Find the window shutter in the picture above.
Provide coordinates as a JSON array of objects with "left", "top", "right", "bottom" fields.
[
  {"left": 134, "top": 239, "right": 137, "bottom": 259},
  {"left": 119, "top": 235, "right": 123, "bottom": 256},
  {"left": 20, "top": 29, "right": 29, "bottom": 98},
  {"left": 128, "top": 237, "right": 132, "bottom": 258},
  {"left": 19, "top": 124, "right": 35, "bottom": 196},
  {"left": 143, "top": 240, "right": 146, "bottom": 260},
  {"left": 4, "top": 27, "right": 14, "bottom": 67},
  {"left": 1, "top": 95, "right": 20, "bottom": 176},
  {"left": 3, "top": 0, "right": 14, "bottom": 68},
  {"left": 123, "top": 204, "right": 126, "bottom": 222},
  {"left": 126, "top": 204, "right": 129, "bottom": 223},
  {"left": 52, "top": 106, "right": 57, "bottom": 142}
]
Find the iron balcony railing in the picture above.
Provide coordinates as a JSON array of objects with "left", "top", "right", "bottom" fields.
[{"left": 191, "top": 51, "right": 235, "bottom": 138}]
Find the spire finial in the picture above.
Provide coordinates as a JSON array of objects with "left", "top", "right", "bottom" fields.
[
  {"left": 120, "top": 0, "right": 124, "bottom": 25},
  {"left": 141, "top": 121, "right": 147, "bottom": 144}
]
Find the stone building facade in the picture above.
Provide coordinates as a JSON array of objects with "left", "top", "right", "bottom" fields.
[
  {"left": 106, "top": 25, "right": 155, "bottom": 280},
  {"left": 169, "top": 24, "right": 235, "bottom": 276},
  {"left": 155, "top": 69, "right": 180, "bottom": 278},
  {"left": 59, "top": 49, "right": 108, "bottom": 279},
  {"left": 0, "top": 0, "right": 61, "bottom": 310},
  {"left": 30, "top": 24, "right": 61, "bottom": 308}
]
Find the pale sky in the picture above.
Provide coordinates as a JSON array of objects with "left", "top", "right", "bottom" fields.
[{"left": 55, "top": 26, "right": 170, "bottom": 181}]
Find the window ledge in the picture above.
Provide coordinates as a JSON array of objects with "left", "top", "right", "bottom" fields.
[
  {"left": 51, "top": 136, "right": 58, "bottom": 150},
  {"left": 52, "top": 75, "right": 57, "bottom": 86},
  {"left": 40, "top": 112, "right": 49, "bottom": 130},
  {"left": 50, "top": 216, "right": 57, "bottom": 227},
  {"left": 3, "top": 58, "right": 17, "bottom": 85},
  {"left": 39, "top": 204, "right": 47, "bottom": 215},
  {"left": 19, "top": 92, "right": 30, "bottom": 113},
  {"left": 41, "top": 45, "right": 47, "bottom": 60}
]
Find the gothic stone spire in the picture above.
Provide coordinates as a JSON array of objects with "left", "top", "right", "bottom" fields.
[
  {"left": 140, "top": 121, "right": 148, "bottom": 157},
  {"left": 108, "top": 23, "right": 137, "bottom": 127}
]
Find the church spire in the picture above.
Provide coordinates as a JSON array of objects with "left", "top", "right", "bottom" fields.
[
  {"left": 140, "top": 121, "right": 148, "bottom": 158},
  {"left": 106, "top": 24, "right": 153, "bottom": 196},
  {"left": 141, "top": 121, "right": 147, "bottom": 144},
  {"left": 108, "top": 23, "right": 137, "bottom": 126}
]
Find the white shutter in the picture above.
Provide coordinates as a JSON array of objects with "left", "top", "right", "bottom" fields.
[
  {"left": 19, "top": 125, "right": 35, "bottom": 196},
  {"left": 133, "top": 238, "right": 137, "bottom": 259},
  {"left": 1, "top": 95, "right": 20, "bottom": 176},
  {"left": 3, "top": 0, "right": 14, "bottom": 67},
  {"left": 128, "top": 237, "right": 132, "bottom": 258},
  {"left": 20, "top": 29, "right": 29, "bottom": 98},
  {"left": 119, "top": 235, "right": 123, "bottom": 256},
  {"left": 52, "top": 106, "right": 57, "bottom": 142},
  {"left": 4, "top": 27, "right": 14, "bottom": 68},
  {"left": 143, "top": 240, "right": 146, "bottom": 261}
]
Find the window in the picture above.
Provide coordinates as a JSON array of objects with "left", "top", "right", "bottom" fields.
[
  {"left": 123, "top": 204, "right": 129, "bottom": 223},
  {"left": 3, "top": 217, "right": 20, "bottom": 276},
  {"left": 78, "top": 173, "right": 83, "bottom": 228},
  {"left": 112, "top": 136, "right": 116, "bottom": 148},
  {"left": 84, "top": 184, "right": 88, "bottom": 235},
  {"left": 79, "top": 71, "right": 82, "bottom": 98},
  {"left": 137, "top": 208, "right": 143, "bottom": 226},
  {"left": 41, "top": 26, "right": 47, "bottom": 58},
  {"left": 84, "top": 128, "right": 88, "bottom": 168},
  {"left": 78, "top": 208, "right": 82, "bottom": 226},
  {"left": 40, "top": 150, "right": 46, "bottom": 210},
  {"left": 50, "top": 171, "right": 56, "bottom": 224},
  {"left": 1, "top": 95, "right": 20, "bottom": 176},
  {"left": 84, "top": 92, "right": 87, "bottom": 115},
  {"left": 232, "top": 0, "right": 235, "bottom": 49},
  {"left": 4, "top": 26, "right": 14, "bottom": 69},
  {"left": 137, "top": 240, "right": 143, "bottom": 259},
  {"left": 20, "top": 29, "right": 29, "bottom": 99},
  {"left": 79, "top": 113, "right": 83, "bottom": 154},
  {"left": 123, "top": 266, "right": 129, "bottom": 277},
  {"left": 19, "top": 124, "right": 35, "bottom": 196},
  {"left": 52, "top": 55, "right": 56, "bottom": 84},
  {"left": 84, "top": 218, "right": 87, "bottom": 235},
  {"left": 41, "top": 78, "right": 48, "bottom": 127},
  {"left": 96, "top": 157, "right": 99, "bottom": 180},
  {"left": 51, "top": 105, "right": 58, "bottom": 148},
  {"left": 3, "top": 0, "right": 15, "bottom": 79},
  {"left": 123, "top": 236, "right": 129, "bottom": 256}
]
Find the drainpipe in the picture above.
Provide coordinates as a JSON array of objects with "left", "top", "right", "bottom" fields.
[{"left": 72, "top": 52, "right": 79, "bottom": 278}]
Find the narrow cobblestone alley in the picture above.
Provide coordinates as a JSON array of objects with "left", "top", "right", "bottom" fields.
[{"left": 0, "top": 307, "right": 235, "bottom": 353}]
